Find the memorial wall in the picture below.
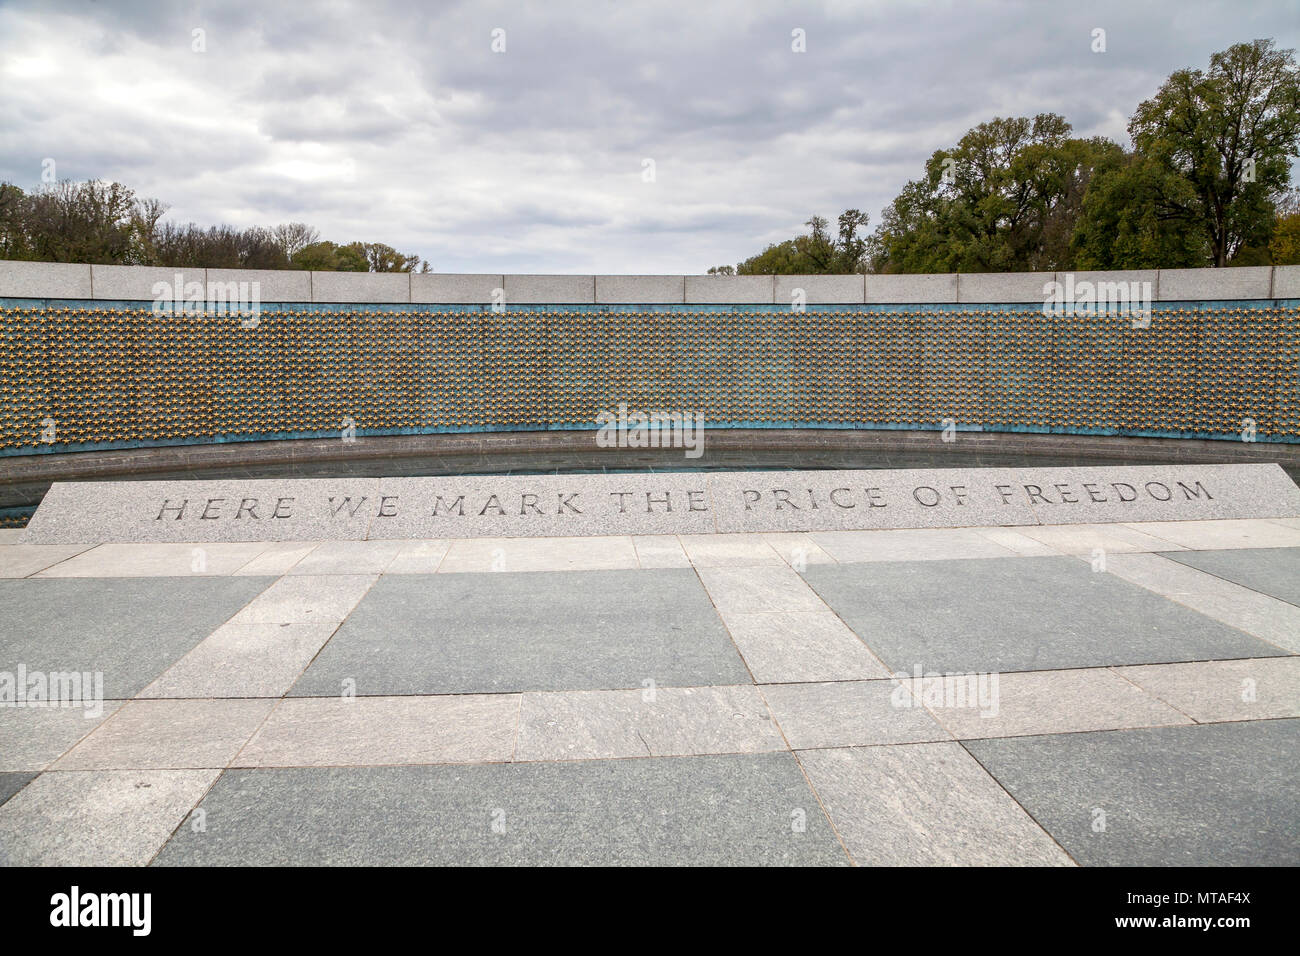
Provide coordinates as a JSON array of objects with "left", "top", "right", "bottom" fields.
[{"left": 1, "top": 262, "right": 1298, "bottom": 458}]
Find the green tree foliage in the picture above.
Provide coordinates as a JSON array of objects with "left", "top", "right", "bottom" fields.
[
  {"left": 1086, "top": 39, "right": 1300, "bottom": 267},
  {"left": 712, "top": 210, "right": 870, "bottom": 275},
  {"left": 867, "top": 114, "right": 1120, "bottom": 273}
]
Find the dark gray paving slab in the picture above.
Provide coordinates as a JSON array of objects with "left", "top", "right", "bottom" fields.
[
  {"left": 965, "top": 720, "right": 1300, "bottom": 866},
  {"left": 0, "top": 772, "right": 34, "bottom": 807},
  {"left": 152, "top": 753, "right": 848, "bottom": 866},
  {"left": 801, "top": 556, "right": 1284, "bottom": 673},
  {"left": 1160, "top": 547, "right": 1300, "bottom": 607},
  {"left": 0, "top": 577, "right": 276, "bottom": 698},
  {"left": 289, "top": 569, "right": 749, "bottom": 695}
]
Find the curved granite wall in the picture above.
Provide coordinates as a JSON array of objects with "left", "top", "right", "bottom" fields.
[{"left": 1, "top": 262, "right": 1298, "bottom": 458}]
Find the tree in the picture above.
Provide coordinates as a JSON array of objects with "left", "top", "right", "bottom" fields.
[
  {"left": 22, "top": 180, "right": 140, "bottom": 264},
  {"left": 1125, "top": 39, "right": 1300, "bottom": 266},
  {"left": 271, "top": 222, "right": 320, "bottom": 258},
  {"left": 1269, "top": 188, "right": 1300, "bottom": 264},
  {"left": 717, "top": 209, "right": 870, "bottom": 274},
  {"left": 866, "top": 114, "right": 1118, "bottom": 273}
]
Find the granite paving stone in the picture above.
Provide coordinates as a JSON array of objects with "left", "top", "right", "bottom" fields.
[
  {"left": 696, "top": 565, "right": 828, "bottom": 615},
  {"left": 631, "top": 535, "right": 691, "bottom": 568},
  {"left": 810, "top": 528, "right": 1018, "bottom": 563},
  {"left": 53, "top": 698, "right": 276, "bottom": 769},
  {"left": 233, "top": 541, "right": 319, "bottom": 575},
  {"left": 1114, "top": 657, "right": 1300, "bottom": 723},
  {"left": 0, "top": 772, "right": 34, "bottom": 807},
  {"left": 760, "top": 680, "right": 950, "bottom": 749},
  {"left": 964, "top": 720, "right": 1300, "bottom": 866},
  {"left": 1125, "top": 519, "right": 1300, "bottom": 551},
  {"left": 226, "top": 574, "right": 376, "bottom": 625},
  {"left": 0, "top": 544, "right": 91, "bottom": 578},
  {"left": 515, "top": 685, "right": 783, "bottom": 761},
  {"left": 437, "top": 535, "right": 639, "bottom": 573},
  {"left": 1102, "top": 552, "right": 1300, "bottom": 653},
  {"left": 151, "top": 754, "right": 848, "bottom": 866},
  {"left": 720, "top": 611, "right": 890, "bottom": 683},
  {"left": 385, "top": 539, "right": 452, "bottom": 573},
  {"left": 35, "top": 542, "right": 270, "bottom": 577},
  {"left": 911, "top": 667, "right": 1191, "bottom": 740},
  {"left": 1159, "top": 547, "right": 1300, "bottom": 606},
  {"left": 286, "top": 539, "right": 404, "bottom": 575},
  {"left": 235, "top": 694, "right": 520, "bottom": 766},
  {"left": 0, "top": 702, "right": 125, "bottom": 770},
  {"left": 138, "top": 622, "right": 341, "bottom": 698},
  {"left": 679, "top": 534, "right": 785, "bottom": 567},
  {"left": 800, "top": 557, "right": 1285, "bottom": 673},
  {"left": 0, "top": 577, "right": 277, "bottom": 699},
  {"left": 798, "top": 743, "right": 1073, "bottom": 865},
  {"left": 1006, "top": 523, "right": 1184, "bottom": 555},
  {"left": 0, "top": 769, "right": 220, "bottom": 866},
  {"left": 289, "top": 569, "right": 750, "bottom": 696}
]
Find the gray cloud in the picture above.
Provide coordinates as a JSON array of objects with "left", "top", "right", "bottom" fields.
[{"left": 0, "top": 0, "right": 1295, "bottom": 272}]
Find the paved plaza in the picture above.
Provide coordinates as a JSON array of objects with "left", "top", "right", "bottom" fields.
[{"left": 1, "top": 516, "right": 1297, "bottom": 866}]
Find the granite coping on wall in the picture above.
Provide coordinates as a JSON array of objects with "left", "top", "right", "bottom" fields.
[
  {"left": 19, "top": 463, "right": 1300, "bottom": 543},
  {"left": 0, "top": 260, "right": 1287, "bottom": 303}
]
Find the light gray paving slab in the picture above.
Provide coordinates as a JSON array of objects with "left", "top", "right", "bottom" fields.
[
  {"left": 227, "top": 574, "right": 375, "bottom": 625},
  {"left": 631, "top": 535, "right": 691, "bottom": 568},
  {"left": 761, "top": 532, "right": 836, "bottom": 566},
  {"left": 410, "top": 273, "right": 503, "bottom": 304},
  {"left": 236, "top": 695, "right": 520, "bottom": 767},
  {"left": 970, "top": 526, "right": 1058, "bottom": 556},
  {"left": 696, "top": 565, "right": 827, "bottom": 615},
  {"left": 761, "top": 680, "right": 949, "bottom": 749},
  {"left": 0, "top": 701, "right": 125, "bottom": 771},
  {"left": 289, "top": 569, "right": 750, "bottom": 696},
  {"left": 680, "top": 533, "right": 783, "bottom": 567},
  {"left": 285, "top": 539, "right": 403, "bottom": 575},
  {"left": 0, "top": 772, "right": 34, "bottom": 807},
  {"left": 595, "top": 275, "right": 684, "bottom": 303},
  {"left": 810, "top": 528, "right": 1017, "bottom": 562},
  {"left": 22, "top": 465, "right": 1300, "bottom": 543},
  {"left": 1102, "top": 552, "right": 1300, "bottom": 653},
  {"left": 965, "top": 721, "right": 1300, "bottom": 865},
  {"left": 138, "top": 622, "right": 340, "bottom": 698},
  {"left": 1158, "top": 547, "right": 1300, "bottom": 606},
  {"left": 1008, "top": 522, "right": 1184, "bottom": 555},
  {"left": 515, "top": 685, "right": 783, "bottom": 761},
  {"left": 1123, "top": 518, "right": 1300, "bottom": 550},
  {"left": 722, "top": 611, "right": 890, "bottom": 683},
  {"left": 53, "top": 698, "right": 275, "bottom": 769},
  {"left": 152, "top": 754, "right": 848, "bottom": 866},
  {"left": 503, "top": 274, "right": 594, "bottom": 304},
  {"left": 35, "top": 542, "right": 271, "bottom": 576},
  {"left": 310, "top": 271, "right": 409, "bottom": 303},
  {"left": 0, "top": 260, "right": 92, "bottom": 298},
  {"left": 1, "top": 576, "right": 277, "bottom": 698},
  {"left": 0, "top": 768, "right": 220, "bottom": 866},
  {"left": 437, "top": 535, "right": 638, "bottom": 573},
  {"left": 385, "top": 539, "right": 451, "bottom": 573},
  {"left": 0, "top": 530, "right": 23, "bottom": 543},
  {"left": 801, "top": 557, "right": 1287, "bottom": 673},
  {"left": 1114, "top": 658, "right": 1300, "bottom": 723},
  {"left": 798, "top": 743, "right": 1073, "bottom": 865},
  {"left": 0, "top": 544, "right": 89, "bottom": 578},
  {"left": 233, "top": 541, "right": 318, "bottom": 575},
  {"left": 911, "top": 667, "right": 1190, "bottom": 740}
]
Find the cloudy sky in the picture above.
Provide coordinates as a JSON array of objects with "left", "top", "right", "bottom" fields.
[{"left": 1, "top": 0, "right": 1296, "bottom": 273}]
